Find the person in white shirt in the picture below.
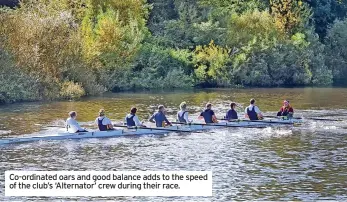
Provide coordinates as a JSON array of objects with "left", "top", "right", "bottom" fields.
[
  {"left": 125, "top": 107, "right": 145, "bottom": 127},
  {"left": 66, "top": 111, "right": 88, "bottom": 133},
  {"left": 95, "top": 109, "right": 114, "bottom": 131},
  {"left": 244, "top": 98, "right": 263, "bottom": 120},
  {"left": 177, "top": 102, "right": 190, "bottom": 123}
]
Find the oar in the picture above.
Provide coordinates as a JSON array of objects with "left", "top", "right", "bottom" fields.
[
  {"left": 219, "top": 118, "right": 295, "bottom": 125},
  {"left": 264, "top": 116, "right": 343, "bottom": 122},
  {"left": 45, "top": 125, "right": 65, "bottom": 128},
  {"left": 113, "top": 125, "right": 195, "bottom": 133},
  {"left": 171, "top": 122, "right": 267, "bottom": 128},
  {"left": 306, "top": 118, "right": 343, "bottom": 121}
]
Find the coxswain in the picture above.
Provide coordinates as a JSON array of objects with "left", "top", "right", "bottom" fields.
[
  {"left": 177, "top": 102, "right": 190, "bottom": 123},
  {"left": 149, "top": 105, "right": 172, "bottom": 127},
  {"left": 125, "top": 107, "right": 146, "bottom": 127},
  {"left": 277, "top": 100, "right": 294, "bottom": 118},
  {"left": 95, "top": 109, "right": 114, "bottom": 131},
  {"left": 198, "top": 103, "right": 218, "bottom": 123},
  {"left": 244, "top": 98, "right": 263, "bottom": 120},
  {"left": 225, "top": 102, "right": 238, "bottom": 121},
  {"left": 66, "top": 111, "right": 88, "bottom": 133}
]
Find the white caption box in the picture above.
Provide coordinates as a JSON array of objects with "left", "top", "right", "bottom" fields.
[{"left": 5, "top": 171, "right": 212, "bottom": 197}]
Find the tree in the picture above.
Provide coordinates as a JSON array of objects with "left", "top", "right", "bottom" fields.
[
  {"left": 192, "top": 40, "right": 231, "bottom": 86},
  {"left": 325, "top": 19, "right": 347, "bottom": 85},
  {"left": 306, "top": 0, "right": 347, "bottom": 39},
  {"left": 270, "top": 0, "right": 311, "bottom": 35}
]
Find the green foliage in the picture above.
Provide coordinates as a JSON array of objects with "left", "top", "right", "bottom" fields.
[
  {"left": 234, "top": 35, "right": 332, "bottom": 86},
  {"left": 0, "top": 51, "right": 39, "bottom": 103},
  {"left": 226, "top": 10, "right": 283, "bottom": 49},
  {"left": 199, "top": 0, "right": 265, "bottom": 24},
  {"left": 81, "top": 8, "right": 145, "bottom": 68},
  {"left": 270, "top": 0, "right": 311, "bottom": 35},
  {"left": 59, "top": 81, "right": 86, "bottom": 100},
  {"left": 192, "top": 41, "right": 231, "bottom": 86},
  {"left": 307, "top": 0, "right": 347, "bottom": 38},
  {"left": 0, "top": 0, "right": 346, "bottom": 104},
  {"left": 97, "top": 42, "right": 194, "bottom": 90},
  {"left": 325, "top": 19, "right": 347, "bottom": 85}
]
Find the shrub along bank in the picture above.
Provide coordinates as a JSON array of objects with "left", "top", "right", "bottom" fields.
[{"left": 1, "top": 0, "right": 347, "bottom": 103}]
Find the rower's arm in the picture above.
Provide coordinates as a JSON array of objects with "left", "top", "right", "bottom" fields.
[
  {"left": 148, "top": 114, "right": 155, "bottom": 123},
  {"left": 198, "top": 112, "right": 204, "bottom": 120},
  {"left": 212, "top": 115, "right": 218, "bottom": 123},
  {"left": 184, "top": 112, "right": 189, "bottom": 123},
  {"left": 164, "top": 116, "right": 172, "bottom": 126},
  {"left": 106, "top": 118, "right": 114, "bottom": 129},
  {"left": 134, "top": 116, "right": 142, "bottom": 126},
  {"left": 73, "top": 119, "right": 84, "bottom": 131},
  {"left": 255, "top": 106, "right": 263, "bottom": 117}
]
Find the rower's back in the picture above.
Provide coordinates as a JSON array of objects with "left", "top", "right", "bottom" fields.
[
  {"left": 125, "top": 113, "right": 136, "bottom": 127},
  {"left": 177, "top": 102, "right": 188, "bottom": 123},
  {"left": 96, "top": 116, "right": 108, "bottom": 131},
  {"left": 245, "top": 98, "right": 261, "bottom": 120},
  {"left": 177, "top": 111, "right": 188, "bottom": 123},
  {"left": 200, "top": 109, "right": 214, "bottom": 123},
  {"left": 246, "top": 106, "right": 258, "bottom": 120}
]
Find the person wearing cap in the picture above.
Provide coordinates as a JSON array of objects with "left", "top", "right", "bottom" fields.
[
  {"left": 66, "top": 111, "right": 88, "bottom": 133},
  {"left": 198, "top": 103, "right": 218, "bottom": 123},
  {"left": 225, "top": 102, "right": 238, "bottom": 121},
  {"left": 95, "top": 109, "right": 114, "bottom": 131},
  {"left": 177, "top": 102, "right": 190, "bottom": 123},
  {"left": 277, "top": 100, "right": 294, "bottom": 118},
  {"left": 149, "top": 105, "right": 172, "bottom": 127},
  {"left": 125, "top": 107, "right": 145, "bottom": 127},
  {"left": 244, "top": 98, "right": 263, "bottom": 120}
]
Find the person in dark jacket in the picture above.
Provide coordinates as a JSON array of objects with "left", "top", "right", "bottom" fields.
[
  {"left": 198, "top": 103, "right": 218, "bottom": 123},
  {"left": 225, "top": 102, "right": 238, "bottom": 121}
]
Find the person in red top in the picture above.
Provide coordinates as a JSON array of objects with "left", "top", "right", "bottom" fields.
[{"left": 277, "top": 100, "right": 294, "bottom": 118}]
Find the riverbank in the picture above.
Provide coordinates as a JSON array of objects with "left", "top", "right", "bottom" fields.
[{"left": 2, "top": 0, "right": 347, "bottom": 105}]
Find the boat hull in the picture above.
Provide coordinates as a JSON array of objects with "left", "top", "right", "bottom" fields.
[{"left": 0, "top": 118, "right": 302, "bottom": 145}]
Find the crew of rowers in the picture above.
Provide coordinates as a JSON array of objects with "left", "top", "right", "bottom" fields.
[{"left": 65, "top": 99, "right": 294, "bottom": 133}]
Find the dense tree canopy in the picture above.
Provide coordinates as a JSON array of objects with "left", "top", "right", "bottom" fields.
[{"left": 1, "top": 0, "right": 347, "bottom": 103}]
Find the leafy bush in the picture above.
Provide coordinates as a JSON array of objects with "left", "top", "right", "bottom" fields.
[
  {"left": 59, "top": 81, "right": 86, "bottom": 100},
  {"left": 104, "top": 42, "right": 194, "bottom": 90},
  {"left": 234, "top": 36, "right": 332, "bottom": 87},
  {"left": 192, "top": 41, "right": 231, "bottom": 86},
  {"left": 0, "top": 50, "right": 41, "bottom": 103}
]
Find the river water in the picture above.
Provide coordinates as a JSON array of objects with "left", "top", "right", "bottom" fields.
[{"left": 1, "top": 88, "right": 347, "bottom": 201}]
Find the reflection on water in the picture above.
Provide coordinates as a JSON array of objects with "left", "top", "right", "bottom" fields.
[{"left": 1, "top": 88, "right": 347, "bottom": 201}]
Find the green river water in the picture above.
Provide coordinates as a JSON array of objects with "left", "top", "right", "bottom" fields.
[{"left": 0, "top": 88, "right": 347, "bottom": 201}]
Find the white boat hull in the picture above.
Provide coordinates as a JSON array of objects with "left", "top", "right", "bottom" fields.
[{"left": 0, "top": 119, "right": 302, "bottom": 145}]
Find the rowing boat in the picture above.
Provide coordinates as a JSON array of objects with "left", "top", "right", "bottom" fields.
[{"left": 0, "top": 118, "right": 302, "bottom": 145}]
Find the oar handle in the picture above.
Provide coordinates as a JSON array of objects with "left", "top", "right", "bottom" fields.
[{"left": 113, "top": 124, "right": 192, "bottom": 132}]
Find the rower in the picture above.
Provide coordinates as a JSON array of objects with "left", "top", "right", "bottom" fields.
[
  {"left": 198, "top": 103, "right": 218, "bottom": 123},
  {"left": 244, "top": 98, "right": 263, "bottom": 120},
  {"left": 95, "top": 109, "right": 114, "bottom": 131},
  {"left": 177, "top": 102, "right": 190, "bottom": 123},
  {"left": 125, "top": 107, "right": 146, "bottom": 127},
  {"left": 225, "top": 102, "right": 238, "bottom": 121},
  {"left": 277, "top": 100, "right": 294, "bottom": 118},
  {"left": 149, "top": 105, "right": 172, "bottom": 127},
  {"left": 66, "top": 111, "right": 88, "bottom": 133}
]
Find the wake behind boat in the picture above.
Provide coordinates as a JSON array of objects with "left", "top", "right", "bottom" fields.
[{"left": 0, "top": 118, "right": 302, "bottom": 145}]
